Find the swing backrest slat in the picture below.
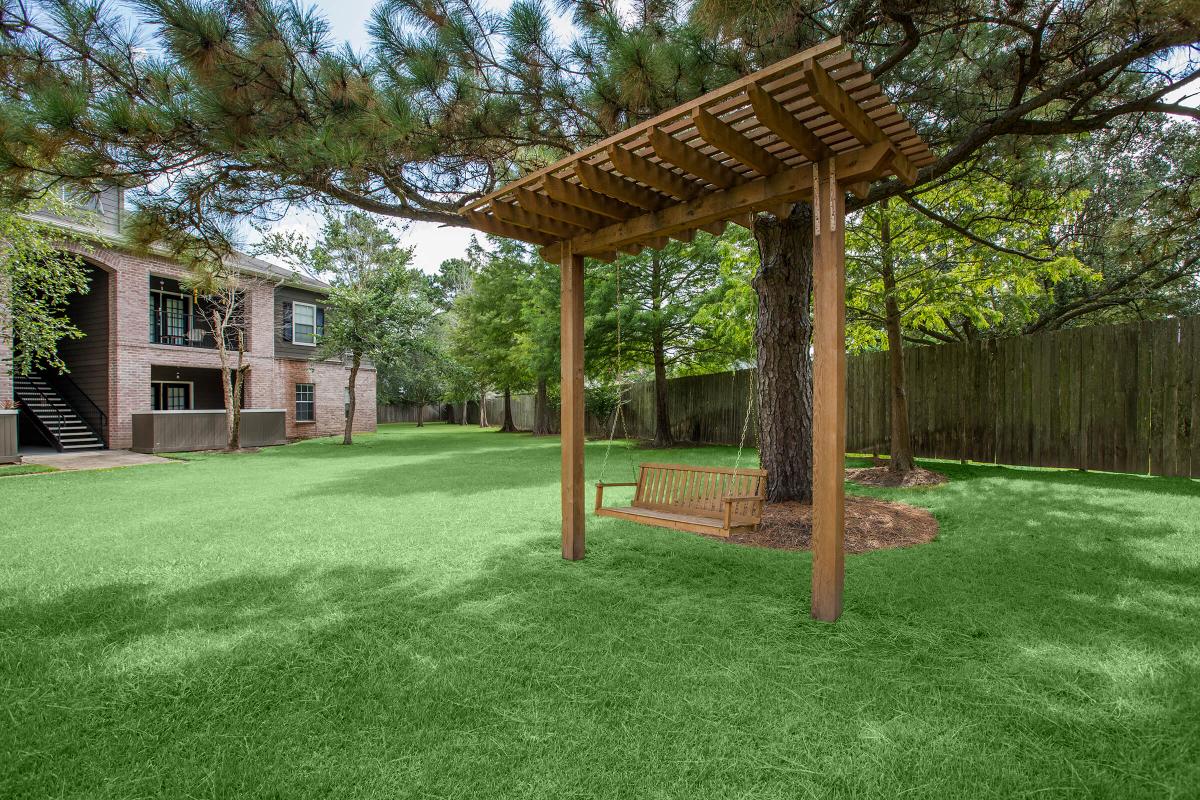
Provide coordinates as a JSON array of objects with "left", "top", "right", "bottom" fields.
[{"left": 633, "top": 462, "right": 767, "bottom": 521}]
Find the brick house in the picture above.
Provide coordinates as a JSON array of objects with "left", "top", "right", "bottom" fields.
[{"left": 0, "top": 187, "right": 375, "bottom": 452}]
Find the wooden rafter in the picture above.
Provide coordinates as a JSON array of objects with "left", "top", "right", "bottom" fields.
[
  {"left": 575, "top": 160, "right": 672, "bottom": 211},
  {"left": 649, "top": 126, "right": 746, "bottom": 189},
  {"left": 491, "top": 200, "right": 587, "bottom": 239},
  {"left": 607, "top": 145, "right": 705, "bottom": 201},
  {"left": 693, "top": 107, "right": 786, "bottom": 176},
  {"left": 542, "top": 175, "right": 641, "bottom": 221},
  {"left": 803, "top": 59, "right": 917, "bottom": 185},
  {"left": 747, "top": 82, "right": 831, "bottom": 163},
  {"left": 513, "top": 187, "right": 609, "bottom": 230}
]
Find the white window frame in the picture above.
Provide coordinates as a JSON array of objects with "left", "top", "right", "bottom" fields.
[
  {"left": 295, "top": 383, "right": 316, "bottom": 423},
  {"left": 293, "top": 301, "right": 318, "bottom": 347}
]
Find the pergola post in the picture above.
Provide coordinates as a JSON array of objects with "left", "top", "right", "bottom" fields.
[
  {"left": 560, "top": 242, "right": 586, "bottom": 560},
  {"left": 811, "top": 158, "right": 847, "bottom": 622}
]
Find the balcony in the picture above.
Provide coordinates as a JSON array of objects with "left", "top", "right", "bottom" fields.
[{"left": 148, "top": 307, "right": 242, "bottom": 350}]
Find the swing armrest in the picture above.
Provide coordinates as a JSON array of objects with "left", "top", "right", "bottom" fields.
[
  {"left": 595, "top": 481, "right": 638, "bottom": 510},
  {"left": 721, "top": 495, "right": 765, "bottom": 529}
]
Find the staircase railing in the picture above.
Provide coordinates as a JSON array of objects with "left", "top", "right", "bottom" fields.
[
  {"left": 16, "top": 381, "right": 68, "bottom": 452},
  {"left": 41, "top": 371, "right": 107, "bottom": 446}
]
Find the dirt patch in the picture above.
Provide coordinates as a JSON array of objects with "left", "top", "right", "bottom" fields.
[
  {"left": 845, "top": 465, "right": 948, "bottom": 488},
  {"left": 729, "top": 496, "right": 938, "bottom": 554}
]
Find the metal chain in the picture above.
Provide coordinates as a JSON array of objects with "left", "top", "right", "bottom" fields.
[
  {"left": 733, "top": 373, "right": 756, "bottom": 471},
  {"left": 598, "top": 259, "right": 622, "bottom": 484}
]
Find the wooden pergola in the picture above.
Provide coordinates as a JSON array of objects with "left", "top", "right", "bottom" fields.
[{"left": 459, "top": 37, "right": 933, "bottom": 622}]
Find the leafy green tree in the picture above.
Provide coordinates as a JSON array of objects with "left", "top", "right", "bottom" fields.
[
  {"left": 451, "top": 239, "right": 533, "bottom": 432},
  {"left": 587, "top": 232, "right": 738, "bottom": 446},
  {"left": 847, "top": 172, "right": 1089, "bottom": 472},
  {"left": 516, "top": 253, "right": 560, "bottom": 436},
  {"left": 378, "top": 331, "right": 451, "bottom": 426},
  {"left": 0, "top": 193, "right": 90, "bottom": 378},
  {"left": 258, "top": 211, "right": 431, "bottom": 444}
]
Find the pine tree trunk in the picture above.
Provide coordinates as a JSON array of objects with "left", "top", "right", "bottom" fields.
[
  {"left": 499, "top": 386, "right": 518, "bottom": 432},
  {"left": 343, "top": 353, "right": 360, "bottom": 445},
  {"left": 880, "top": 203, "right": 914, "bottom": 473},
  {"left": 652, "top": 328, "right": 673, "bottom": 447},
  {"left": 532, "top": 376, "right": 549, "bottom": 436},
  {"left": 752, "top": 206, "right": 814, "bottom": 503}
]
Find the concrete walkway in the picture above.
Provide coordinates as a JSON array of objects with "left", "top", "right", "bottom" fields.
[{"left": 18, "top": 449, "right": 179, "bottom": 472}]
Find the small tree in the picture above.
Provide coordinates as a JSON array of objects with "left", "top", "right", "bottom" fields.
[
  {"left": 0, "top": 192, "right": 91, "bottom": 378},
  {"left": 260, "top": 211, "right": 430, "bottom": 445}
]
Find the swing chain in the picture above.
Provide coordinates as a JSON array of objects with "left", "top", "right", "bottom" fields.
[
  {"left": 598, "top": 258, "right": 624, "bottom": 484},
  {"left": 733, "top": 373, "right": 755, "bottom": 471}
]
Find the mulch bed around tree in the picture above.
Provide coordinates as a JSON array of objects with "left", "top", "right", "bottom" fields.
[
  {"left": 728, "top": 496, "right": 939, "bottom": 554},
  {"left": 845, "top": 465, "right": 949, "bottom": 488}
]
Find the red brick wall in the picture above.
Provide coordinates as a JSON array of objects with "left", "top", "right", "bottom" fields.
[
  {"left": 277, "top": 358, "right": 377, "bottom": 440},
  {"left": 59, "top": 243, "right": 375, "bottom": 448}
]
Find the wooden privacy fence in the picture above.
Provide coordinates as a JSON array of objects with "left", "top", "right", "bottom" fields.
[
  {"left": 377, "top": 403, "right": 447, "bottom": 424},
  {"left": 378, "top": 316, "right": 1200, "bottom": 477}
]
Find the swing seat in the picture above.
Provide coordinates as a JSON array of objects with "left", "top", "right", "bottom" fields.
[{"left": 595, "top": 463, "right": 767, "bottom": 537}]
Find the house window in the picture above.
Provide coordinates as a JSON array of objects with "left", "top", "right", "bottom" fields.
[
  {"left": 295, "top": 383, "right": 315, "bottom": 422},
  {"left": 293, "top": 302, "right": 317, "bottom": 346}
]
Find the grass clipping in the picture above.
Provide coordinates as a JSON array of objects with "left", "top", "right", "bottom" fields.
[{"left": 730, "top": 496, "right": 938, "bottom": 554}]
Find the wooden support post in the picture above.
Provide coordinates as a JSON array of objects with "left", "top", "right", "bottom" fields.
[
  {"left": 811, "top": 158, "right": 846, "bottom": 622},
  {"left": 560, "top": 242, "right": 586, "bottom": 560}
]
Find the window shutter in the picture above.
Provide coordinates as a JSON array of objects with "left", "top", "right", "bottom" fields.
[
  {"left": 282, "top": 301, "right": 293, "bottom": 342},
  {"left": 315, "top": 307, "right": 325, "bottom": 338}
]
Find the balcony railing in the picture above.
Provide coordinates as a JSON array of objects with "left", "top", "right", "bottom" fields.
[{"left": 149, "top": 307, "right": 242, "bottom": 349}]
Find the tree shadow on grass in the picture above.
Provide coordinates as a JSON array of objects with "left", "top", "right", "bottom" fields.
[{"left": 5, "top": 485, "right": 1200, "bottom": 798}]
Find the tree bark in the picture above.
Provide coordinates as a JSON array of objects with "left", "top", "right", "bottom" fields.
[
  {"left": 532, "top": 375, "right": 549, "bottom": 436},
  {"left": 752, "top": 205, "right": 815, "bottom": 503},
  {"left": 416, "top": 401, "right": 424, "bottom": 427},
  {"left": 462, "top": 399, "right": 468, "bottom": 425},
  {"left": 879, "top": 202, "right": 914, "bottom": 473},
  {"left": 498, "top": 385, "right": 518, "bottom": 432},
  {"left": 343, "top": 352, "right": 360, "bottom": 445},
  {"left": 479, "top": 389, "right": 487, "bottom": 427}
]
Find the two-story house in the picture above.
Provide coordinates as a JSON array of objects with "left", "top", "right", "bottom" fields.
[{"left": 0, "top": 187, "right": 376, "bottom": 453}]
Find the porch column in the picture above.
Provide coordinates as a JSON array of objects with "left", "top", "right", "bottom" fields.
[
  {"left": 811, "top": 158, "right": 847, "bottom": 622},
  {"left": 560, "top": 242, "right": 586, "bottom": 560}
]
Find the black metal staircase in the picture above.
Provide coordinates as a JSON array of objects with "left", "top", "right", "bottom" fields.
[{"left": 12, "top": 374, "right": 105, "bottom": 451}]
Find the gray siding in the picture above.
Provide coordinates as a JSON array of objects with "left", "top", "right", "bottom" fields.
[
  {"left": 0, "top": 412, "right": 18, "bottom": 463},
  {"left": 275, "top": 285, "right": 328, "bottom": 361}
]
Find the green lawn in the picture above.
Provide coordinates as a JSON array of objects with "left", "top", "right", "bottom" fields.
[
  {"left": 2, "top": 424, "right": 1198, "bottom": 799},
  {"left": 0, "top": 463, "right": 56, "bottom": 477}
]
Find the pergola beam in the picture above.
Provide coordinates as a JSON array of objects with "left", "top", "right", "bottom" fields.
[
  {"left": 650, "top": 127, "right": 745, "bottom": 190},
  {"left": 607, "top": 145, "right": 705, "bottom": 201},
  {"left": 541, "top": 174, "right": 642, "bottom": 221},
  {"left": 575, "top": 160, "right": 672, "bottom": 211},
  {"left": 693, "top": 107, "right": 786, "bottom": 177},
  {"left": 747, "top": 82, "right": 832, "bottom": 163},
  {"left": 804, "top": 59, "right": 917, "bottom": 185},
  {"left": 491, "top": 200, "right": 587, "bottom": 239},
  {"left": 514, "top": 188, "right": 610, "bottom": 230},
  {"left": 541, "top": 142, "right": 893, "bottom": 261},
  {"left": 462, "top": 210, "right": 557, "bottom": 247}
]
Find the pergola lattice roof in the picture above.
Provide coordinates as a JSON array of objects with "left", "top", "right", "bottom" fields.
[{"left": 460, "top": 37, "right": 932, "bottom": 261}]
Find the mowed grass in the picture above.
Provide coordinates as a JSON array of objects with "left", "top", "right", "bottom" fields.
[{"left": 2, "top": 424, "right": 1198, "bottom": 799}]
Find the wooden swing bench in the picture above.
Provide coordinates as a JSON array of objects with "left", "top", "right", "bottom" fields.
[{"left": 595, "top": 463, "right": 767, "bottom": 537}]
